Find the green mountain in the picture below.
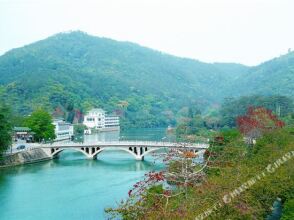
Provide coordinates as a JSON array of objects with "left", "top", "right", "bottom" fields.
[
  {"left": 0, "top": 31, "right": 293, "bottom": 127},
  {"left": 235, "top": 52, "right": 294, "bottom": 97}
]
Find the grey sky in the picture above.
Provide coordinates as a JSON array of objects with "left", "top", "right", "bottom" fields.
[{"left": 0, "top": 0, "right": 293, "bottom": 66}]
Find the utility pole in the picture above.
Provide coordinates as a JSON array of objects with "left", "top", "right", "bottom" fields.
[{"left": 276, "top": 103, "right": 281, "bottom": 117}]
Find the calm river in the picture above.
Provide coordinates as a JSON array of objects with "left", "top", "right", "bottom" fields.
[{"left": 0, "top": 128, "right": 174, "bottom": 220}]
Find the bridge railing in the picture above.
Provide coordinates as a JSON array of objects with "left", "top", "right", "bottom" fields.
[
  {"left": 3, "top": 141, "right": 209, "bottom": 157},
  {"left": 39, "top": 140, "right": 209, "bottom": 148}
]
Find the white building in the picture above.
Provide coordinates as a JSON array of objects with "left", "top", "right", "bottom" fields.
[
  {"left": 53, "top": 119, "right": 74, "bottom": 141},
  {"left": 105, "top": 115, "right": 120, "bottom": 128},
  {"left": 83, "top": 108, "right": 120, "bottom": 131}
]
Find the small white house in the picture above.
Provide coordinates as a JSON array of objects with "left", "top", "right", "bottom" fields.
[
  {"left": 53, "top": 119, "right": 74, "bottom": 141},
  {"left": 83, "top": 108, "right": 119, "bottom": 131}
]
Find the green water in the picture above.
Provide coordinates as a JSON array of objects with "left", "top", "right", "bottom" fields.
[{"left": 0, "top": 128, "right": 171, "bottom": 220}]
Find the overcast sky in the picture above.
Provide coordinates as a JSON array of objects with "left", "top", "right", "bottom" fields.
[{"left": 0, "top": 0, "right": 293, "bottom": 66}]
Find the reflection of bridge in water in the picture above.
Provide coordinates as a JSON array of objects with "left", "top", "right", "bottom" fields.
[{"left": 39, "top": 141, "right": 209, "bottom": 160}]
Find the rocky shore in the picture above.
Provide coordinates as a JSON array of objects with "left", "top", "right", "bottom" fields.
[{"left": 0, "top": 148, "right": 51, "bottom": 168}]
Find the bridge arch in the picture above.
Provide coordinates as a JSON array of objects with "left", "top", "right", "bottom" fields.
[
  {"left": 92, "top": 147, "right": 142, "bottom": 160},
  {"left": 49, "top": 147, "right": 96, "bottom": 159},
  {"left": 49, "top": 147, "right": 146, "bottom": 160}
]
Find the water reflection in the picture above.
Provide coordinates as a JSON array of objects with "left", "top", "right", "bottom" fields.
[
  {"left": 83, "top": 131, "right": 120, "bottom": 142},
  {"left": 74, "top": 127, "right": 175, "bottom": 143}
]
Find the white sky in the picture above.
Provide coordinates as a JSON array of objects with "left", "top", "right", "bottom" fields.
[{"left": 0, "top": 0, "right": 293, "bottom": 66}]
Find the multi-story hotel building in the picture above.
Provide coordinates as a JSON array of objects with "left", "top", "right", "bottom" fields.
[
  {"left": 53, "top": 119, "right": 74, "bottom": 141},
  {"left": 83, "top": 108, "right": 120, "bottom": 131}
]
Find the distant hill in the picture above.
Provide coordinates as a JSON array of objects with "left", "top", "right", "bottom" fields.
[
  {"left": 0, "top": 31, "right": 293, "bottom": 127},
  {"left": 234, "top": 52, "right": 294, "bottom": 97}
]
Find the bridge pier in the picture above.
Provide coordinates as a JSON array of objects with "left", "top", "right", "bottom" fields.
[
  {"left": 128, "top": 146, "right": 148, "bottom": 161},
  {"left": 81, "top": 147, "right": 102, "bottom": 159},
  {"left": 85, "top": 154, "right": 95, "bottom": 160},
  {"left": 135, "top": 155, "right": 144, "bottom": 161}
]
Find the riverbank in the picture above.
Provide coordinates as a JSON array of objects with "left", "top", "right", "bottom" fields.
[
  {"left": 0, "top": 148, "right": 51, "bottom": 168},
  {"left": 0, "top": 128, "right": 167, "bottom": 220},
  {"left": 107, "top": 128, "right": 294, "bottom": 219}
]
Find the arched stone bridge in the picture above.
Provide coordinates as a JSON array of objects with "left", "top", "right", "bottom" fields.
[{"left": 39, "top": 141, "right": 209, "bottom": 160}]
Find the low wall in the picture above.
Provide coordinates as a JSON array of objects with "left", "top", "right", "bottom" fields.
[{"left": 0, "top": 148, "right": 51, "bottom": 168}]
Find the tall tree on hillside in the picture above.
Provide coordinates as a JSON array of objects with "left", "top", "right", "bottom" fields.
[
  {"left": 0, "top": 104, "right": 12, "bottom": 158},
  {"left": 24, "top": 109, "right": 56, "bottom": 142},
  {"left": 236, "top": 107, "right": 285, "bottom": 143},
  {"left": 220, "top": 95, "right": 294, "bottom": 127}
]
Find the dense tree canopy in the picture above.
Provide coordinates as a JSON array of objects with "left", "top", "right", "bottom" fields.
[
  {"left": 1, "top": 31, "right": 293, "bottom": 128},
  {"left": 0, "top": 103, "right": 12, "bottom": 158},
  {"left": 220, "top": 95, "right": 294, "bottom": 127},
  {"left": 237, "top": 107, "right": 285, "bottom": 133},
  {"left": 24, "top": 109, "right": 56, "bottom": 142},
  {"left": 0, "top": 32, "right": 248, "bottom": 127},
  {"left": 0, "top": 32, "right": 294, "bottom": 127}
]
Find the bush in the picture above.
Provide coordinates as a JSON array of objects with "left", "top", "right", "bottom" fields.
[
  {"left": 281, "top": 199, "right": 294, "bottom": 220},
  {"left": 221, "top": 128, "right": 241, "bottom": 143}
]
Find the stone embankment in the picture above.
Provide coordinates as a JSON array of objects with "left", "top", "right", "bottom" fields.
[{"left": 0, "top": 148, "right": 51, "bottom": 168}]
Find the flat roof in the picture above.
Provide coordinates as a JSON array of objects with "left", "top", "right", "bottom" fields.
[{"left": 14, "top": 127, "right": 31, "bottom": 132}]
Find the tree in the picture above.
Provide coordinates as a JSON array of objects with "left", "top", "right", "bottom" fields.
[
  {"left": 220, "top": 95, "right": 294, "bottom": 127},
  {"left": 74, "top": 124, "right": 87, "bottom": 135},
  {"left": 24, "top": 109, "right": 56, "bottom": 142},
  {"left": 0, "top": 104, "right": 12, "bottom": 158},
  {"left": 236, "top": 107, "right": 285, "bottom": 143},
  {"left": 106, "top": 147, "right": 209, "bottom": 219},
  {"left": 281, "top": 199, "right": 294, "bottom": 220}
]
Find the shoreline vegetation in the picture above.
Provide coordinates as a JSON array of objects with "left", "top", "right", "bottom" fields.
[{"left": 106, "top": 108, "right": 294, "bottom": 219}]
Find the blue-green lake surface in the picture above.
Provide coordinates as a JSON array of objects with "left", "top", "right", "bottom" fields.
[{"left": 0, "top": 128, "right": 172, "bottom": 220}]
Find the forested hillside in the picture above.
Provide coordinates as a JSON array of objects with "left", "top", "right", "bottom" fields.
[
  {"left": 0, "top": 31, "right": 293, "bottom": 127},
  {"left": 234, "top": 51, "right": 294, "bottom": 97}
]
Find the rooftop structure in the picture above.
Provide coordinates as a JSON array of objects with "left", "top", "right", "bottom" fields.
[{"left": 13, "top": 127, "right": 35, "bottom": 143}]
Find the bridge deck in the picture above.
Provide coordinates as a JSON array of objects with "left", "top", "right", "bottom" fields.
[{"left": 40, "top": 141, "right": 209, "bottom": 149}]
